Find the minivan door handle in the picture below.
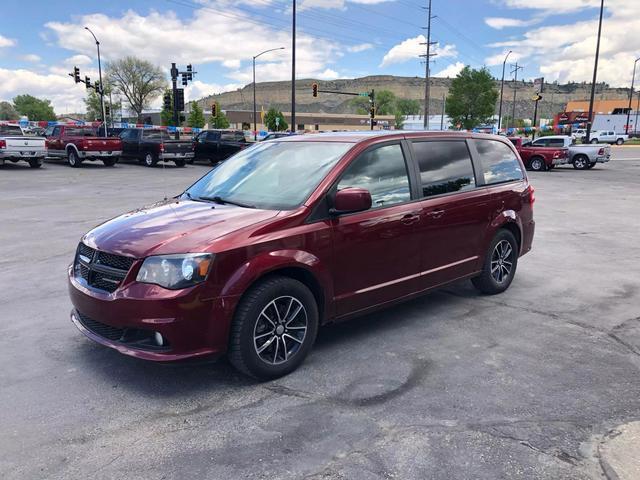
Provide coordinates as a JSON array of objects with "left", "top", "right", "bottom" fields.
[
  {"left": 400, "top": 212, "right": 421, "bottom": 225},
  {"left": 427, "top": 209, "right": 445, "bottom": 219}
]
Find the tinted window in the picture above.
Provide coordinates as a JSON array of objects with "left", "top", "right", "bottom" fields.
[
  {"left": 206, "top": 131, "right": 220, "bottom": 141},
  {"left": 548, "top": 138, "right": 564, "bottom": 146},
  {"left": 0, "top": 125, "right": 23, "bottom": 136},
  {"left": 66, "top": 128, "right": 97, "bottom": 136},
  {"left": 221, "top": 132, "right": 237, "bottom": 141},
  {"left": 532, "top": 139, "right": 548, "bottom": 146},
  {"left": 412, "top": 141, "right": 475, "bottom": 197},
  {"left": 337, "top": 144, "right": 410, "bottom": 209},
  {"left": 120, "top": 130, "right": 136, "bottom": 140},
  {"left": 143, "top": 130, "right": 170, "bottom": 140},
  {"left": 474, "top": 140, "right": 524, "bottom": 185}
]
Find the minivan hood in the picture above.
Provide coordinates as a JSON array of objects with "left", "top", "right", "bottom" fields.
[{"left": 82, "top": 199, "right": 279, "bottom": 258}]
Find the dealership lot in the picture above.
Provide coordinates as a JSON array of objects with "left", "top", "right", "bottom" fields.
[{"left": 1, "top": 149, "right": 639, "bottom": 479}]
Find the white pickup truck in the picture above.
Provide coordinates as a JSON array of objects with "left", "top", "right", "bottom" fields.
[
  {"left": 530, "top": 135, "right": 611, "bottom": 170},
  {"left": 0, "top": 124, "right": 46, "bottom": 168},
  {"left": 587, "top": 130, "right": 628, "bottom": 145}
]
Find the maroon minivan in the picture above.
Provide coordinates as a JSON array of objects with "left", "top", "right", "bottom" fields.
[{"left": 69, "top": 131, "right": 535, "bottom": 379}]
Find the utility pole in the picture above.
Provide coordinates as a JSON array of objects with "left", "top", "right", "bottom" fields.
[
  {"left": 510, "top": 62, "right": 523, "bottom": 129},
  {"left": 169, "top": 63, "right": 196, "bottom": 139},
  {"left": 625, "top": 57, "right": 640, "bottom": 135},
  {"left": 420, "top": 0, "right": 436, "bottom": 130},
  {"left": 440, "top": 91, "right": 446, "bottom": 130},
  {"left": 291, "top": 0, "right": 297, "bottom": 132},
  {"left": 585, "top": 0, "right": 604, "bottom": 144},
  {"left": 497, "top": 50, "right": 512, "bottom": 132}
]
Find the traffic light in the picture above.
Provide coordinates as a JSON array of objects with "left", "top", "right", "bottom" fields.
[
  {"left": 312, "top": 83, "right": 318, "bottom": 97},
  {"left": 94, "top": 81, "right": 101, "bottom": 92},
  {"left": 163, "top": 92, "right": 172, "bottom": 111},
  {"left": 175, "top": 88, "right": 185, "bottom": 111},
  {"left": 179, "top": 114, "right": 186, "bottom": 123},
  {"left": 369, "top": 105, "right": 375, "bottom": 117},
  {"left": 73, "top": 67, "right": 80, "bottom": 83},
  {"left": 105, "top": 104, "right": 110, "bottom": 116},
  {"left": 85, "top": 76, "right": 91, "bottom": 89},
  {"left": 186, "top": 64, "right": 193, "bottom": 81},
  {"left": 181, "top": 74, "right": 188, "bottom": 86},
  {"left": 211, "top": 103, "right": 217, "bottom": 117}
]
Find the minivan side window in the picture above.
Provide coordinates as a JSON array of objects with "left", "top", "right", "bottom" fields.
[
  {"left": 474, "top": 139, "right": 524, "bottom": 185},
  {"left": 411, "top": 141, "right": 476, "bottom": 198},
  {"left": 337, "top": 143, "right": 410, "bottom": 209}
]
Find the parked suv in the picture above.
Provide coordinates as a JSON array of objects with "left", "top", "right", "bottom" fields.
[{"left": 69, "top": 131, "right": 535, "bottom": 379}]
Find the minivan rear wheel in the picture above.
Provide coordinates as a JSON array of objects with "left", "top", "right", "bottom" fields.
[
  {"left": 472, "top": 229, "right": 519, "bottom": 295},
  {"left": 228, "top": 276, "right": 319, "bottom": 380}
]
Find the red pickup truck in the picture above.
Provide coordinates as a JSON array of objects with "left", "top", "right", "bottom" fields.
[
  {"left": 45, "top": 125, "right": 122, "bottom": 167},
  {"left": 508, "top": 137, "right": 568, "bottom": 171}
]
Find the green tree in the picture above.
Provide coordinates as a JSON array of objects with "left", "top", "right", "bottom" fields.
[
  {"left": 0, "top": 101, "right": 18, "bottom": 120},
  {"left": 12, "top": 94, "right": 56, "bottom": 121},
  {"left": 395, "top": 98, "right": 421, "bottom": 115},
  {"left": 264, "top": 107, "right": 288, "bottom": 131},
  {"left": 445, "top": 66, "right": 498, "bottom": 130},
  {"left": 187, "top": 101, "right": 205, "bottom": 128},
  {"left": 350, "top": 89, "right": 396, "bottom": 115},
  {"left": 106, "top": 56, "right": 166, "bottom": 122},
  {"left": 84, "top": 87, "right": 121, "bottom": 123},
  {"left": 394, "top": 111, "right": 405, "bottom": 130},
  {"left": 210, "top": 102, "right": 230, "bottom": 128}
]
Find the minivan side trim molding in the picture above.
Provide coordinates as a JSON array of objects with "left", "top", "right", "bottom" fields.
[{"left": 347, "top": 255, "right": 479, "bottom": 297}]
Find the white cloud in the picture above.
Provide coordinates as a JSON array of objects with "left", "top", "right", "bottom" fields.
[
  {"left": 485, "top": 17, "right": 539, "bottom": 30},
  {"left": 20, "top": 54, "right": 42, "bottom": 63},
  {"left": 347, "top": 43, "right": 374, "bottom": 53},
  {"left": 45, "top": 8, "right": 341, "bottom": 89},
  {"left": 184, "top": 80, "right": 242, "bottom": 103},
  {"left": 0, "top": 35, "right": 16, "bottom": 48},
  {"left": 65, "top": 54, "right": 93, "bottom": 66},
  {"left": 484, "top": 0, "right": 640, "bottom": 86},
  {"left": 433, "top": 62, "right": 465, "bottom": 78},
  {"left": 298, "top": 0, "right": 391, "bottom": 10},
  {"left": 500, "top": 0, "right": 601, "bottom": 13},
  {"left": 380, "top": 35, "right": 457, "bottom": 67}
]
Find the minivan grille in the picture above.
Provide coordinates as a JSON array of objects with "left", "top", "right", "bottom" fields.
[{"left": 74, "top": 243, "right": 136, "bottom": 293}]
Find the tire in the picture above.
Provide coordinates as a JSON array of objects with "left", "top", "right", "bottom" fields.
[
  {"left": 472, "top": 229, "right": 519, "bottom": 295},
  {"left": 102, "top": 157, "right": 118, "bottom": 167},
  {"left": 590, "top": 138, "right": 598, "bottom": 144},
  {"left": 588, "top": 162, "right": 597, "bottom": 169},
  {"left": 616, "top": 138, "right": 624, "bottom": 145},
  {"left": 174, "top": 159, "right": 186, "bottom": 167},
  {"left": 529, "top": 156, "right": 546, "bottom": 171},
  {"left": 28, "top": 158, "right": 43, "bottom": 169},
  {"left": 143, "top": 152, "right": 157, "bottom": 167},
  {"left": 67, "top": 150, "right": 81, "bottom": 168},
  {"left": 228, "top": 276, "right": 319, "bottom": 380},
  {"left": 573, "top": 154, "right": 589, "bottom": 170},
  {"left": 548, "top": 164, "right": 555, "bottom": 170}
]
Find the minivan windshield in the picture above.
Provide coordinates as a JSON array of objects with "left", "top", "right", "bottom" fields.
[{"left": 185, "top": 141, "right": 351, "bottom": 210}]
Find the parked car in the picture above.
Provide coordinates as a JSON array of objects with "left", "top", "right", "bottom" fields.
[
  {"left": 587, "top": 130, "right": 628, "bottom": 145},
  {"left": 44, "top": 125, "right": 122, "bottom": 167},
  {"left": 529, "top": 135, "right": 611, "bottom": 169},
  {"left": 193, "top": 129, "right": 249, "bottom": 164},
  {"left": 68, "top": 131, "right": 535, "bottom": 379},
  {"left": 571, "top": 129, "right": 586, "bottom": 141},
  {"left": 261, "top": 132, "right": 294, "bottom": 141},
  {"left": 119, "top": 128, "right": 194, "bottom": 167},
  {"left": 508, "top": 136, "right": 568, "bottom": 171},
  {"left": 0, "top": 123, "right": 46, "bottom": 168}
]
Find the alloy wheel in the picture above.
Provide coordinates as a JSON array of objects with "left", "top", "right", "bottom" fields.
[
  {"left": 253, "top": 296, "right": 308, "bottom": 365},
  {"left": 491, "top": 240, "right": 514, "bottom": 284},
  {"left": 145, "top": 153, "right": 154, "bottom": 167}
]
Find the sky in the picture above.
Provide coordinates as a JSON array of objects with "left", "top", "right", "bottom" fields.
[{"left": 0, "top": 0, "right": 638, "bottom": 114}]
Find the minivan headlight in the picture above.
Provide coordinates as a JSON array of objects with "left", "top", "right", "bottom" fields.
[{"left": 136, "top": 253, "right": 213, "bottom": 289}]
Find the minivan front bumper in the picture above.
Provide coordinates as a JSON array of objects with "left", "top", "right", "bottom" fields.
[{"left": 68, "top": 266, "right": 237, "bottom": 361}]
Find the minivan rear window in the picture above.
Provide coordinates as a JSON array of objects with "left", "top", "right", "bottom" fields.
[
  {"left": 411, "top": 141, "right": 476, "bottom": 198},
  {"left": 474, "top": 140, "right": 524, "bottom": 185}
]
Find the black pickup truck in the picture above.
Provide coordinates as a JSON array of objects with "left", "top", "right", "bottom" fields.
[
  {"left": 193, "top": 129, "right": 249, "bottom": 164},
  {"left": 119, "top": 128, "right": 194, "bottom": 167}
]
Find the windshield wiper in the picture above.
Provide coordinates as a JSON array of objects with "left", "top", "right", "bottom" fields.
[{"left": 198, "top": 195, "right": 256, "bottom": 209}]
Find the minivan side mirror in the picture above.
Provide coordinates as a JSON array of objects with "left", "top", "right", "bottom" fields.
[{"left": 330, "top": 188, "right": 372, "bottom": 215}]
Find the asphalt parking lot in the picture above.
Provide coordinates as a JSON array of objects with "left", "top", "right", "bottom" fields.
[{"left": 1, "top": 148, "right": 639, "bottom": 480}]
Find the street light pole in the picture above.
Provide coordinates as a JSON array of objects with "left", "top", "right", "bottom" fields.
[
  {"left": 291, "top": 0, "right": 296, "bottom": 132},
  {"left": 585, "top": 0, "right": 605, "bottom": 144},
  {"left": 84, "top": 27, "right": 107, "bottom": 138},
  {"left": 497, "top": 50, "right": 512, "bottom": 133},
  {"left": 253, "top": 47, "right": 285, "bottom": 141},
  {"left": 625, "top": 57, "right": 640, "bottom": 135}
]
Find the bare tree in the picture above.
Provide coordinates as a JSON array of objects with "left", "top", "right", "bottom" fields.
[{"left": 106, "top": 57, "right": 166, "bottom": 121}]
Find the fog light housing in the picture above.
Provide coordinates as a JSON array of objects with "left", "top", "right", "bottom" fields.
[{"left": 154, "top": 332, "right": 164, "bottom": 346}]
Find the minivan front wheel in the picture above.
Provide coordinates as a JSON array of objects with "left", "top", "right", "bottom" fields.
[
  {"left": 229, "top": 276, "right": 319, "bottom": 380},
  {"left": 472, "top": 229, "right": 519, "bottom": 295}
]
